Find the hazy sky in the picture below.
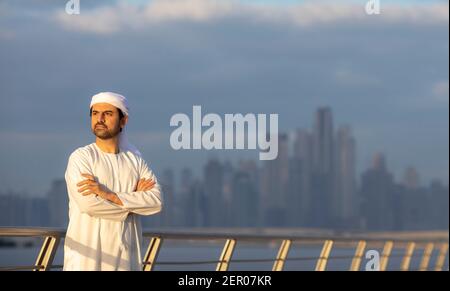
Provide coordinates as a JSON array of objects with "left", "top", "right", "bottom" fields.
[{"left": 0, "top": 0, "right": 448, "bottom": 195}]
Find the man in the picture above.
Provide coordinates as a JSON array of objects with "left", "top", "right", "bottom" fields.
[{"left": 63, "top": 92, "right": 163, "bottom": 271}]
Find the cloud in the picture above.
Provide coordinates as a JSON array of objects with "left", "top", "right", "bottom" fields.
[
  {"left": 53, "top": 0, "right": 449, "bottom": 35},
  {"left": 54, "top": 4, "right": 125, "bottom": 34},
  {"left": 142, "top": 0, "right": 235, "bottom": 22},
  {"left": 1, "top": 0, "right": 448, "bottom": 192},
  {"left": 54, "top": 0, "right": 236, "bottom": 34}
]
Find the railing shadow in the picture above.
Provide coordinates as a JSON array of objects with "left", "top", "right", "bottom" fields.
[{"left": 0, "top": 227, "right": 448, "bottom": 271}]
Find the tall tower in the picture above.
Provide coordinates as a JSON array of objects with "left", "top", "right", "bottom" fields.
[
  {"left": 313, "top": 107, "right": 334, "bottom": 175},
  {"left": 311, "top": 107, "right": 335, "bottom": 227},
  {"left": 260, "top": 133, "right": 289, "bottom": 226},
  {"left": 289, "top": 129, "right": 313, "bottom": 226},
  {"left": 360, "top": 153, "right": 395, "bottom": 230},
  {"left": 335, "top": 125, "right": 357, "bottom": 227}
]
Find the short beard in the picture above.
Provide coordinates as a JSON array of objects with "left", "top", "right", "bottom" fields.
[{"left": 92, "top": 126, "right": 121, "bottom": 140}]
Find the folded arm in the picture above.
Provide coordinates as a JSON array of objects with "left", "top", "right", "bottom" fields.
[
  {"left": 65, "top": 151, "right": 130, "bottom": 221},
  {"left": 77, "top": 174, "right": 156, "bottom": 207},
  {"left": 115, "top": 158, "right": 163, "bottom": 216}
]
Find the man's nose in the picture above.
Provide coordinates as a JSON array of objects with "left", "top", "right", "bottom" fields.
[{"left": 97, "top": 113, "right": 105, "bottom": 123}]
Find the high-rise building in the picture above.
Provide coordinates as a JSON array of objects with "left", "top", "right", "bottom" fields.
[
  {"left": 180, "top": 168, "right": 193, "bottom": 195},
  {"left": 289, "top": 129, "right": 313, "bottom": 226},
  {"left": 311, "top": 107, "right": 335, "bottom": 227},
  {"left": 403, "top": 166, "right": 420, "bottom": 190},
  {"left": 360, "top": 153, "right": 395, "bottom": 230},
  {"left": 185, "top": 179, "right": 206, "bottom": 227},
  {"left": 287, "top": 158, "right": 304, "bottom": 227},
  {"left": 313, "top": 107, "right": 334, "bottom": 175},
  {"left": 429, "top": 180, "right": 449, "bottom": 230},
  {"left": 238, "top": 159, "right": 260, "bottom": 226},
  {"left": 0, "top": 192, "right": 28, "bottom": 226},
  {"left": 25, "top": 196, "right": 50, "bottom": 227},
  {"left": 238, "top": 160, "right": 259, "bottom": 189},
  {"left": 232, "top": 170, "right": 259, "bottom": 227},
  {"left": 396, "top": 183, "right": 430, "bottom": 231},
  {"left": 335, "top": 126, "right": 357, "bottom": 227},
  {"left": 204, "top": 159, "right": 224, "bottom": 226},
  {"left": 260, "top": 133, "right": 289, "bottom": 226},
  {"left": 222, "top": 160, "right": 234, "bottom": 226}
]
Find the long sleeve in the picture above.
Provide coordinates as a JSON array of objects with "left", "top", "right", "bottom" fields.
[
  {"left": 116, "top": 158, "right": 163, "bottom": 216},
  {"left": 65, "top": 150, "right": 130, "bottom": 222}
]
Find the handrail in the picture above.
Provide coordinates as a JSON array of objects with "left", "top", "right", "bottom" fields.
[{"left": 0, "top": 227, "right": 448, "bottom": 271}]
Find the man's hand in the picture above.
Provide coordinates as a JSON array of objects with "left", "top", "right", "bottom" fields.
[
  {"left": 77, "top": 174, "right": 109, "bottom": 198},
  {"left": 77, "top": 174, "right": 155, "bottom": 207},
  {"left": 135, "top": 178, "right": 156, "bottom": 192},
  {"left": 77, "top": 173, "right": 123, "bottom": 206},
  {"left": 77, "top": 174, "right": 123, "bottom": 206}
]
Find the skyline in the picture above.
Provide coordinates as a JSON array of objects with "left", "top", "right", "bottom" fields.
[
  {"left": 1, "top": 110, "right": 448, "bottom": 231},
  {"left": 0, "top": 106, "right": 447, "bottom": 199}
]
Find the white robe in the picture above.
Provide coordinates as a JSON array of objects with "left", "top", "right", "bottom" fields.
[{"left": 63, "top": 143, "right": 163, "bottom": 271}]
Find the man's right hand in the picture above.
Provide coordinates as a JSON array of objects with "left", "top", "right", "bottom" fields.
[{"left": 135, "top": 178, "right": 156, "bottom": 192}]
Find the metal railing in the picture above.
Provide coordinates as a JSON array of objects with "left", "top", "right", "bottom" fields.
[{"left": 0, "top": 227, "right": 448, "bottom": 271}]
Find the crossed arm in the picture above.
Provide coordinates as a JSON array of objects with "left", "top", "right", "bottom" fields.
[
  {"left": 65, "top": 151, "right": 163, "bottom": 221},
  {"left": 76, "top": 173, "right": 156, "bottom": 206}
]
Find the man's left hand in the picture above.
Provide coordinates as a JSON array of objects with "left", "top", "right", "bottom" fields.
[{"left": 77, "top": 173, "right": 109, "bottom": 199}]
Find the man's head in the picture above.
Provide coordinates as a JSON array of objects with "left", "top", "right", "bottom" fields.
[
  {"left": 89, "top": 92, "right": 142, "bottom": 155},
  {"left": 90, "top": 102, "right": 128, "bottom": 140},
  {"left": 89, "top": 92, "right": 130, "bottom": 140}
]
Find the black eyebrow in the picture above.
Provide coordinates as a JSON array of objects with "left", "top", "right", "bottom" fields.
[{"left": 92, "top": 110, "right": 114, "bottom": 113}]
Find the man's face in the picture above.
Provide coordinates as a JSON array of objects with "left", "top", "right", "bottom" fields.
[{"left": 91, "top": 103, "right": 127, "bottom": 140}]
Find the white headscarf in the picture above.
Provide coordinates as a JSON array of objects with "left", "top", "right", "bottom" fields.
[{"left": 90, "top": 92, "right": 141, "bottom": 156}]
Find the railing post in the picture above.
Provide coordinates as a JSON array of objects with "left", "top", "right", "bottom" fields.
[
  {"left": 35, "top": 236, "right": 60, "bottom": 271},
  {"left": 216, "top": 239, "right": 236, "bottom": 271},
  {"left": 272, "top": 239, "right": 291, "bottom": 271},
  {"left": 143, "top": 237, "right": 163, "bottom": 271},
  {"left": 349, "top": 240, "right": 366, "bottom": 271},
  {"left": 315, "top": 240, "right": 333, "bottom": 271},
  {"left": 400, "top": 242, "right": 416, "bottom": 271},
  {"left": 418, "top": 243, "right": 434, "bottom": 271},
  {"left": 434, "top": 243, "right": 449, "bottom": 271},
  {"left": 380, "top": 241, "right": 393, "bottom": 271}
]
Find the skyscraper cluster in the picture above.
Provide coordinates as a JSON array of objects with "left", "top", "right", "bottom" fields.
[
  {"left": 149, "top": 107, "right": 449, "bottom": 231},
  {"left": 0, "top": 107, "right": 448, "bottom": 231}
]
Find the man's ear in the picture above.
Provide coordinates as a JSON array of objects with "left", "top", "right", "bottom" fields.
[{"left": 120, "top": 115, "right": 128, "bottom": 130}]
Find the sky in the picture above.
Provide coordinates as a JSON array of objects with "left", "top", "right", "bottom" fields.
[{"left": 0, "top": 0, "right": 448, "bottom": 195}]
